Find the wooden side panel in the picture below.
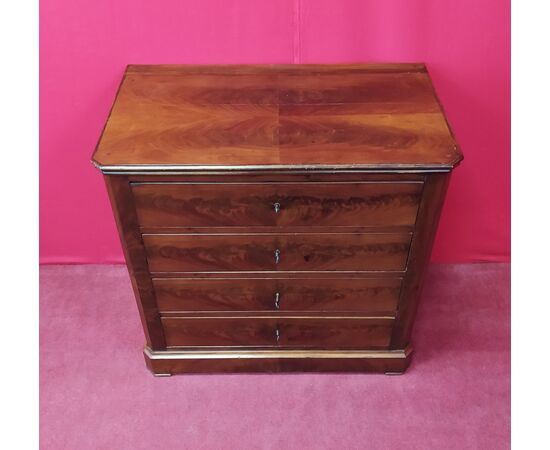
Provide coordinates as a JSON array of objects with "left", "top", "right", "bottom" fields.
[
  {"left": 162, "top": 317, "right": 393, "bottom": 349},
  {"left": 104, "top": 175, "right": 166, "bottom": 349},
  {"left": 391, "top": 173, "right": 451, "bottom": 348},
  {"left": 153, "top": 277, "right": 401, "bottom": 314},
  {"left": 143, "top": 233, "right": 412, "bottom": 272}
]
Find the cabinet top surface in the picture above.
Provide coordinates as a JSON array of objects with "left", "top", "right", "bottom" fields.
[{"left": 92, "top": 64, "right": 462, "bottom": 173}]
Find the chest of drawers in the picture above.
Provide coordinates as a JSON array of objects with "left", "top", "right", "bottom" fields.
[{"left": 92, "top": 64, "right": 462, "bottom": 375}]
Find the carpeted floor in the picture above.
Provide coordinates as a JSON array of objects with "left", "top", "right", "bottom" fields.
[{"left": 40, "top": 263, "right": 510, "bottom": 449}]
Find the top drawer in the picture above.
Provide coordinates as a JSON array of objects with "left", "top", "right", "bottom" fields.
[{"left": 131, "top": 182, "right": 423, "bottom": 228}]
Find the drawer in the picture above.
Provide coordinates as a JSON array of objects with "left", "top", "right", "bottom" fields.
[
  {"left": 162, "top": 317, "right": 393, "bottom": 349},
  {"left": 143, "top": 233, "right": 412, "bottom": 272},
  {"left": 153, "top": 277, "right": 402, "bottom": 314},
  {"left": 132, "top": 182, "right": 423, "bottom": 228}
]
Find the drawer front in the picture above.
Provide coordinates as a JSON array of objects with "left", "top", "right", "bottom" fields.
[
  {"left": 154, "top": 277, "right": 402, "bottom": 314},
  {"left": 162, "top": 317, "right": 393, "bottom": 349},
  {"left": 143, "top": 233, "right": 412, "bottom": 272},
  {"left": 132, "top": 182, "right": 423, "bottom": 228}
]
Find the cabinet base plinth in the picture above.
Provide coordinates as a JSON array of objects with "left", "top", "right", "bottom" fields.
[{"left": 144, "top": 346, "right": 412, "bottom": 375}]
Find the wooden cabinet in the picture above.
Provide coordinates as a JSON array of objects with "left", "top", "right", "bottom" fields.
[{"left": 93, "top": 64, "right": 462, "bottom": 375}]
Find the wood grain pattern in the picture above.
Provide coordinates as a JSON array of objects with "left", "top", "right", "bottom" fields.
[
  {"left": 92, "top": 64, "right": 462, "bottom": 171},
  {"left": 132, "top": 181, "right": 423, "bottom": 228},
  {"left": 391, "top": 173, "right": 451, "bottom": 348},
  {"left": 162, "top": 317, "right": 393, "bottom": 349},
  {"left": 143, "top": 233, "right": 412, "bottom": 273},
  {"left": 153, "top": 277, "right": 402, "bottom": 314},
  {"left": 103, "top": 176, "right": 166, "bottom": 349}
]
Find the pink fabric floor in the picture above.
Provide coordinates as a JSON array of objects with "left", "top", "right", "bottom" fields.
[{"left": 40, "top": 263, "right": 510, "bottom": 449}]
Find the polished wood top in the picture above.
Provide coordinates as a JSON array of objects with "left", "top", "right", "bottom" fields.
[{"left": 92, "top": 64, "right": 462, "bottom": 173}]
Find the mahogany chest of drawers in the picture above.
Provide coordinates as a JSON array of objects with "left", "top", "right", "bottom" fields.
[{"left": 92, "top": 64, "right": 462, "bottom": 375}]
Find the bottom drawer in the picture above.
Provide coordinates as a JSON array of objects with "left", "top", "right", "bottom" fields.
[{"left": 162, "top": 317, "right": 393, "bottom": 349}]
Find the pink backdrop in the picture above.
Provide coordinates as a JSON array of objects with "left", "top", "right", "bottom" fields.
[{"left": 40, "top": 0, "right": 510, "bottom": 263}]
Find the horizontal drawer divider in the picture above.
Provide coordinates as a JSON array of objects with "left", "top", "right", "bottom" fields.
[
  {"left": 142, "top": 231, "right": 413, "bottom": 236},
  {"left": 131, "top": 181, "right": 425, "bottom": 186},
  {"left": 151, "top": 275, "right": 404, "bottom": 280},
  {"left": 160, "top": 313, "right": 397, "bottom": 318},
  {"left": 151, "top": 272, "right": 405, "bottom": 279},
  {"left": 150, "top": 270, "right": 407, "bottom": 276},
  {"left": 160, "top": 314, "right": 396, "bottom": 320},
  {"left": 140, "top": 225, "right": 416, "bottom": 234}
]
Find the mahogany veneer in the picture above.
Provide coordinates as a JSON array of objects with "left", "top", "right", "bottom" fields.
[{"left": 93, "top": 64, "right": 462, "bottom": 375}]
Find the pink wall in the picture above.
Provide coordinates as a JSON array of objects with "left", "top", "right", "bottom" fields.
[{"left": 40, "top": 0, "right": 510, "bottom": 263}]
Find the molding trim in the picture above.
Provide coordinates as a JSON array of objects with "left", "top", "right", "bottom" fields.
[
  {"left": 95, "top": 163, "right": 456, "bottom": 175},
  {"left": 144, "top": 346, "right": 412, "bottom": 360}
]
